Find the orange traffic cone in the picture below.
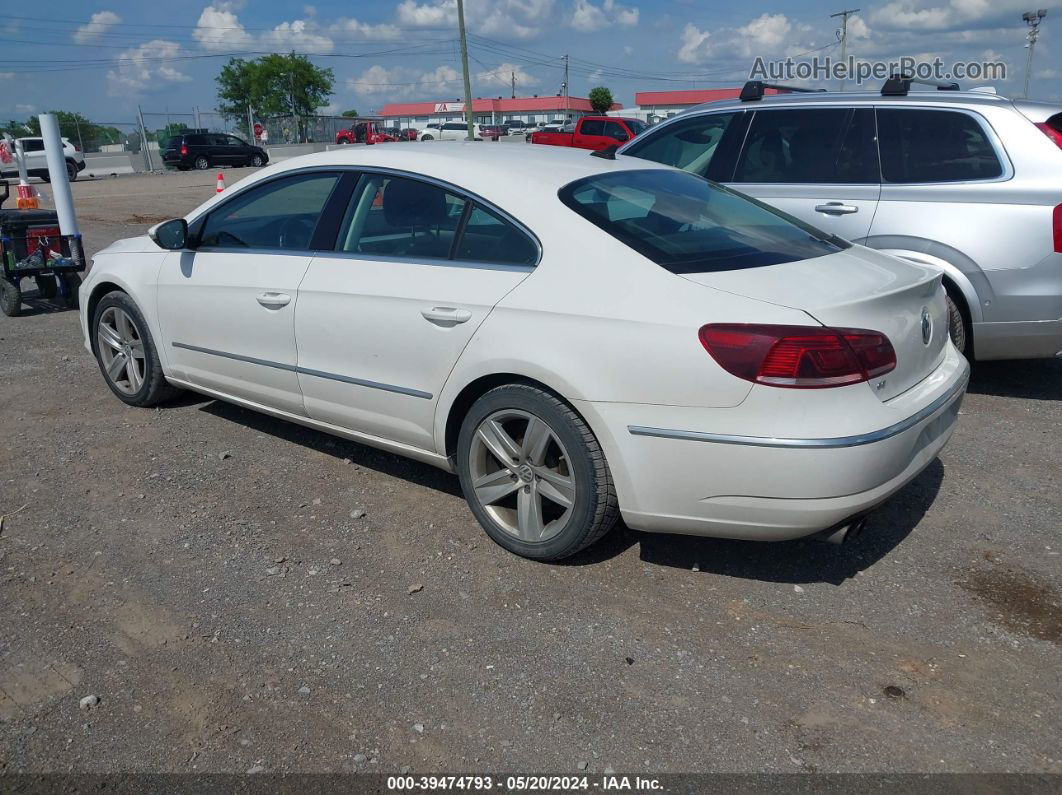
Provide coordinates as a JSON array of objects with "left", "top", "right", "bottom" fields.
[{"left": 216, "top": 171, "right": 225, "bottom": 193}]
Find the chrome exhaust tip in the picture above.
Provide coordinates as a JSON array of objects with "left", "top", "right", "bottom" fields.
[{"left": 820, "top": 517, "right": 867, "bottom": 546}]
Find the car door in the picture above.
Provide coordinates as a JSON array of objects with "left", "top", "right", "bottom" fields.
[
  {"left": 18, "top": 138, "right": 47, "bottom": 173},
  {"left": 226, "top": 135, "right": 253, "bottom": 165},
  {"left": 294, "top": 172, "right": 539, "bottom": 451},
  {"left": 156, "top": 169, "right": 344, "bottom": 415},
  {"left": 573, "top": 119, "right": 606, "bottom": 149},
  {"left": 729, "top": 107, "right": 881, "bottom": 242}
]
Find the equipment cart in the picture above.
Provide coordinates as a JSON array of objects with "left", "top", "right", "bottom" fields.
[{"left": 0, "top": 180, "right": 83, "bottom": 317}]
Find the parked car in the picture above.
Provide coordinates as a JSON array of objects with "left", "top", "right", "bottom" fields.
[
  {"left": 506, "top": 120, "right": 528, "bottom": 132},
  {"left": 531, "top": 116, "right": 647, "bottom": 151},
  {"left": 418, "top": 122, "right": 486, "bottom": 141},
  {"left": 621, "top": 78, "right": 1062, "bottom": 360},
  {"left": 0, "top": 137, "right": 85, "bottom": 182},
  {"left": 162, "top": 131, "right": 268, "bottom": 171},
  {"left": 335, "top": 120, "right": 396, "bottom": 145},
  {"left": 479, "top": 124, "right": 509, "bottom": 139},
  {"left": 79, "top": 144, "right": 967, "bottom": 560}
]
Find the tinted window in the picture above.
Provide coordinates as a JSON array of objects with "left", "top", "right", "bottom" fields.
[
  {"left": 580, "top": 119, "right": 605, "bottom": 136},
  {"left": 444, "top": 123, "right": 468, "bottom": 131},
  {"left": 877, "top": 109, "right": 1003, "bottom": 183},
  {"left": 626, "top": 120, "right": 648, "bottom": 136},
  {"left": 165, "top": 136, "right": 181, "bottom": 150},
  {"left": 455, "top": 205, "right": 537, "bottom": 265},
  {"left": 559, "top": 169, "right": 845, "bottom": 274},
  {"left": 336, "top": 175, "right": 466, "bottom": 259},
  {"left": 225, "top": 136, "right": 247, "bottom": 147},
  {"left": 603, "top": 122, "right": 630, "bottom": 141},
  {"left": 20, "top": 139, "right": 44, "bottom": 152},
  {"left": 624, "top": 112, "right": 741, "bottom": 181},
  {"left": 200, "top": 172, "right": 339, "bottom": 250},
  {"left": 733, "top": 108, "right": 878, "bottom": 184},
  {"left": 186, "top": 134, "right": 208, "bottom": 146}
]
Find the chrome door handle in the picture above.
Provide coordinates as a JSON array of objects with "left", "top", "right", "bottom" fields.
[
  {"left": 421, "top": 306, "right": 472, "bottom": 325},
  {"left": 814, "top": 202, "right": 858, "bottom": 215},
  {"left": 256, "top": 292, "right": 291, "bottom": 308}
]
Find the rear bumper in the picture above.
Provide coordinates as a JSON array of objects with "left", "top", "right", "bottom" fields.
[
  {"left": 577, "top": 345, "right": 969, "bottom": 541},
  {"left": 972, "top": 318, "right": 1062, "bottom": 360}
]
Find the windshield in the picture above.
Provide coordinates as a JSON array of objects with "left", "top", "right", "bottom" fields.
[{"left": 558, "top": 169, "right": 847, "bottom": 274}]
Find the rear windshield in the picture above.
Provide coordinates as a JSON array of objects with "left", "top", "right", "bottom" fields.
[
  {"left": 165, "top": 136, "right": 181, "bottom": 150},
  {"left": 558, "top": 169, "right": 847, "bottom": 274}
]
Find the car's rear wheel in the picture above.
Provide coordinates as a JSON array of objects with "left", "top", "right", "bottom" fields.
[
  {"left": 66, "top": 160, "right": 79, "bottom": 182},
  {"left": 945, "top": 292, "right": 969, "bottom": 356},
  {"left": 420, "top": 134, "right": 434, "bottom": 141},
  {"left": 93, "top": 292, "right": 180, "bottom": 407},
  {"left": 194, "top": 155, "right": 210, "bottom": 170},
  {"left": 456, "top": 384, "right": 618, "bottom": 561}
]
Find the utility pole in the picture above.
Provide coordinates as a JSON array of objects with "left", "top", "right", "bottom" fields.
[
  {"left": 563, "top": 54, "right": 570, "bottom": 119},
  {"left": 247, "top": 104, "right": 255, "bottom": 142},
  {"left": 830, "top": 8, "right": 860, "bottom": 91},
  {"left": 1022, "top": 9, "right": 1047, "bottom": 98},
  {"left": 137, "top": 104, "right": 153, "bottom": 171},
  {"left": 511, "top": 70, "right": 516, "bottom": 99},
  {"left": 456, "top": 0, "right": 476, "bottom": 140}
]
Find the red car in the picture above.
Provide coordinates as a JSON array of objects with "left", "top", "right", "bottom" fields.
[
  {"left": 335, "top": 120, "right": 396, "bottom": 145},
  {"left": 530, "top": 116, "right": 647, "bottom": 151}
]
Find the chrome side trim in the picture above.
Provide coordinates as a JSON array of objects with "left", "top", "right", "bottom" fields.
[
  {"left": 628, "top": 371, "right": 968, "bottom": 449},
  {"left": 171, "top": 342, "right": 433, "bottom": 400}
]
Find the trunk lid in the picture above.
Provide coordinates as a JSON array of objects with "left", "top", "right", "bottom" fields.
[{"left": 682, "top": 247, "right": 949, "bottom": 401}]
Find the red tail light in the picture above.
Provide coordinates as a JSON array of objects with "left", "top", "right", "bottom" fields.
[
  {"left": 1035, "top": 122, "right": 1062, "bottom": 151},
  {"left": 1054, "top": 204, "right": 1062, "bottom": 253},
  {"left": 699, "top": 324, "right": 896, "bottom": 389},
  {"left": 73, "top": 143, "right": 81, "bottom": 152}
]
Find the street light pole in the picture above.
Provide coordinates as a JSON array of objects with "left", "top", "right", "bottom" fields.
[
  {"left": 456, "top": 0, "right": 476, "bottom": 141},
  {"left": 1022, "top": 9, "right": 1047, "bottom": 99}
]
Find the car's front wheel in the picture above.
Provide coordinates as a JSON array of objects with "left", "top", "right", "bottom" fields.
[
  {"left": 93, "top": 292, "right": 180, "bottom": 407},
  {"left": 193, "top": 155, "right": 210, "bottom": 170},
  {"left": 420, "top": 134, "right": 434, "bottom": 141},
  {"left": 250, "top": 153, "right": 264, "bottom": 167},
  {"left": 456, "top": 384, "right": 618, "bottom": 561}
]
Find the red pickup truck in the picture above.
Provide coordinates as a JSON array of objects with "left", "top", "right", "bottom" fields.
[
  {"left": 335, "top": 119, "right": 396, "bottom": 145},
  {"left": 530, "top": 116, "right": 647, "bottom": 151}
]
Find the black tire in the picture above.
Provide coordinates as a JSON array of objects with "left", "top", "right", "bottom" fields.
[
  {"left": 250, "top": 154, "right": 264, "bottom": 167},
  {"left": 92, "top": 291, "right": 180, "bottom": 407},
  {"left": 0, "top": 279, "right": 22, "bottom": 317},
  {"left": 35, "top": 274, "right": 58, "bottom": 299},
  {"left": 456, "top": 384, "right": 619, "bottom": 561},
  {"left": 945, "top": 291, "right": 969, "bottom": 357},
  {"left": 194, "top": 155, "right": 210, "bottom": 170},
  {"left": 420, "top": 134, "right": 434, "bottom": 141},
  {"left": 58, "top": 272, "right": 81, "bottom": 308},
  {"left": 66, "top": 160, "right": 79, "bottom": 182}
]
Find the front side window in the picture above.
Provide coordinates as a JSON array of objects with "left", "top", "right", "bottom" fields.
[
  {"left": 877, "top": 109, "right": 1003, "bottom": 183},
  {"left": 624, "top": 112, "right": 742, "bottom": 182},
  {"left": 733, "top": 108, "right": 878, "bottom": 184},
  {"left": 559, "top": 169, "right": 845, "bottom": 274},
  {"left": 200, "top": 172, "right": 340, "bottom": 250},
  {"left": 580, "top": 119, "right": 605, "bottom": 136}
]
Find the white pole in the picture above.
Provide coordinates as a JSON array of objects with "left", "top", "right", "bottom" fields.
[{"left": 38, "top": 113, "right": 80, "bottom": 238}]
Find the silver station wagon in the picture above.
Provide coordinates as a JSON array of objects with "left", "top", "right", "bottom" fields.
[{"left": 621, "top": 77, "right": 1062, "bottom": 361}]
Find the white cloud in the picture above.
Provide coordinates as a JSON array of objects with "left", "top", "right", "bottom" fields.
[
  {"left": 331, "top": 17, "right": 402, "bottom": 41},
  {"left": 107, "top": 39, "right": 191, "bottom": 96},
  {"left": 0, "top": 72, "right": 15, "bottom": 79},
  {"left": 261, "top": 19, "right": 334, "bottom": 53},
  {"left": 193, "top": 6, "right": 253, "bottom": 51},
  {"left": 570, "top": 0, "right": 638, "bottom": 32},
  {"left": 397, "top": 0, "right": 554, "bottom": 39},
  {"left": 677, "top": 13, "right": 813, "bottom": 64},
  {"left": 347, "top": 65, "right": 405, "bottom": 97},
  {"left": 677, "top": 23, "right": 711, "bottom": 64},
  {"left": 347, "top": 63, "right": 464, "bottom": 98},
  {"left": 475, "top": 62, "right": 539, "bottom": 89},
  {"left": 73, "top": 10, "right": 121, "bottom": 44},
  {"left": 15, "top": 103, "right": 36, "bottom": 114},
  {"left": 870, "top": 1, "right": 1029, "bottom": 31}
]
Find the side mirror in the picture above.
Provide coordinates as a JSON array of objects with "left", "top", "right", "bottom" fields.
[
  {"left": 148, "top": 218, "right": 189, "bottom": 250},
  {"left": 616, "top": 133, "right": 630, "bottom": 142}
]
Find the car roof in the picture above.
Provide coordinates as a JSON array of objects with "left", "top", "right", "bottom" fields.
[
  {"left": 680, "top": 88, "right": 1058, "bottom": 115},
  {"left": 193, "top": 143, "right": 668, "bottom": 221}
]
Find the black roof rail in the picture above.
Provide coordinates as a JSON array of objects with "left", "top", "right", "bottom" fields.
[
  {"left": 881, "top": 74, "right": 960, "bottom": 96},
  {"left": 739, "top": 80, "right": 828, "bottom": 102}
]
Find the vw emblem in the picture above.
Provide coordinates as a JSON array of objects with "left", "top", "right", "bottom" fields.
[
  {"left": 517, "top": 464, "right": 534, "bottom": 482},
  {"left": 920, "top": 307, "right": 932, "bottom": 346}
]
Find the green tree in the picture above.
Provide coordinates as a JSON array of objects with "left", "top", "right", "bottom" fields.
[
  {"left": 588, "top": 86, "right": 614, "bottom": 115},
  {"left": 25, "top": 110, "right": 96, "bottom": 145},
  {"left": 216, "top": 53, "right": 334, "bottom": 141},
  {"left": 340, "top": 109, "right": 359, "bottom": 118}
]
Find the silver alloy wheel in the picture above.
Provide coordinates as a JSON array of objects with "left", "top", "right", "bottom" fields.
[
  {"left": 96, "top": 306, "right": 146, "bottom": 395},
  {"left": 468, "top": 409, "right": 576, "bottom": 543}
]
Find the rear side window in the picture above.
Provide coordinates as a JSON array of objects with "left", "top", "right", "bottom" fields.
[
  {"left": 186, "top": 134, "right": 207, "bottom": 146},
  {"left": 877, "top": 109, "right": 1003, "bottom": 183},
  {"left": 20, "top": 139, "right": 44, "bottom": 152},
  {"left": 624, "top": 112, "right": 743, "bottom": 182},
  {"left": 559, "top": 169, "right": 845, "bottom": 274},
  {"left": 580, "top": 119, "right": 604, "bottom": 136},
  {"left": 455, "top": 205, "right": 537, "bottom": 265},
  {"left": 734, "top": 108, "right": 878, "bottom": 184},
  {"left": 200, "top": 172, "right": 340, "bottom": 250},
  {"left": 165, "top": 136, "right": 181, "bottom": 150}
]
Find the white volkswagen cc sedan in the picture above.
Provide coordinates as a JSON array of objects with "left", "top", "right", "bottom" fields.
[{"left": 79, "top": 144, "right": 969, "bottom": 561}]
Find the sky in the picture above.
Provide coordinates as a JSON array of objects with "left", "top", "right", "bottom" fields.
[{"left": 0, "top": 0, "right": 1058, "bottom": 124}]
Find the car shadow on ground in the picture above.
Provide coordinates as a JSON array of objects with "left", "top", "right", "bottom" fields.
[
  {"left": 192, "top": 398, "right": 942, "bottom": 585},
  {"left": 198, "top": 399, "right": 463, "bottom": 497},
  {"left": 8, "top": 289, "right": 78, "bottom": 317},
  {"left": 967, "top": 358, "right": 1062, "bottom": 401},
  {"left": 566, "top": 459, "right": 945, "bottom": 586}
]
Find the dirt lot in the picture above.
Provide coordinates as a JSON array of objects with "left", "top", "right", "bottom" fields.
[{"left": 1, "top": 170, "right": 1060, "bottom": 775}]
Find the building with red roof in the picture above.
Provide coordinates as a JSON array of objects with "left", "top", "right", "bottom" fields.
[
  {"left": 631, "top": 88, "right": 778, "bottom": 121},
  {"left": 378, "top": 95, "right": 621, "bottom": 128}
]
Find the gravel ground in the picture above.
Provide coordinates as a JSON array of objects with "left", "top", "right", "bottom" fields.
[{"left": 0, "top": 170, "right": 1059, "bottom": 775}]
